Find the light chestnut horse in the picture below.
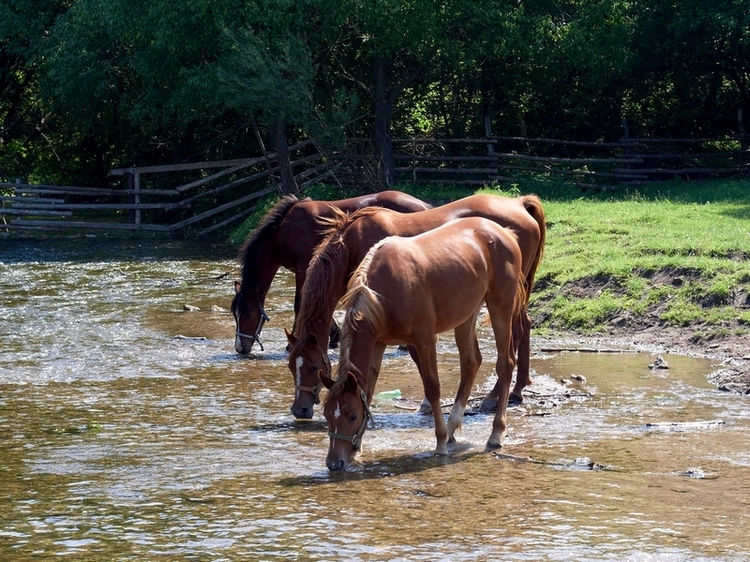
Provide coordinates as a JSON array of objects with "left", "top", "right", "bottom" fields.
[
  {"left": 286, "top": 194, "right": 545, "bottom": 418},
  {"left": 231, "top": 191, "right": 429, "bottom": 354},
  {"left": 320, "top": 217, "right": 526, "bottom": 471}
]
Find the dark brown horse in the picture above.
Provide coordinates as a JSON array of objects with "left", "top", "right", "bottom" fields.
[
  {"left": 231, "top": 191, "right": 430, "bottom": 354},
  {"left": 286, "top": 193, "right": 545, "bottom": 418},
  {"left": 321, "top": 217, "right": 526, "bottom": 471}
]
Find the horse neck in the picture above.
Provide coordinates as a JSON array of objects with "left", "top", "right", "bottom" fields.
[
  {"left": 240, "top": 235, "right": 282, "bottom": 301},
  {"left": 296, "top": 236, "right": 352, "bottom": 340}
]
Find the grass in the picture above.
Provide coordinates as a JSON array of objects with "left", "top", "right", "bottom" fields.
[{"left": 229, "top": 177, "right": 750, "bottom": 336}]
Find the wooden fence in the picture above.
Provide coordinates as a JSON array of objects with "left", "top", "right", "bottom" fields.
[
  {"left": 4, "top": 134, "right": 749, "bottom": 236},
  {"left": 393, "top": 136, "right": 750, "bottom": 189},
  {"left": 1, "top": 140, "right": 330, "bottom": 236}
]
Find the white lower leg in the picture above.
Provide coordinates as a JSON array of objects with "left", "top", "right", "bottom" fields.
[{"left": 447, "top": 401, "right": 466, "bottom": 443}]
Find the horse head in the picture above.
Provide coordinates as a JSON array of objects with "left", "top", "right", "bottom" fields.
[
  {"left": 231, "top": 281, "right": 269, "bottom": 355},
  {"left": 286, "top": 330, "right": 329, "bottom": 419},
  {"left": 322, "top": 370, "right": 371, "bottom": 471}
]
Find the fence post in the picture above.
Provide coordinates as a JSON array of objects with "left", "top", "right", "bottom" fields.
[
  {"left": 127, "top": 168, "right": 141, "bottom": 225},
  {"left": 411, "top": 138, "right": 417, "bottom": 184}
]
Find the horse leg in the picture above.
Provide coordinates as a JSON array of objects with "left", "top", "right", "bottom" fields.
[
  {"left": 413, "top": 337, "right": 449, "bottom": 456},
  {"left": 406, "top": 344, "right": 432, "bottom": 415},
  {"left": 510, "top": 311, "right": 532, "bottom": 402},
  {"left": 479, "top": 310, "right": 530, "bottom": 411},
  {"left": 484, "top": 300, "right": 516, "bottom": 450},
  {"left": 448, "top": 312, "right": 482, "bottom": 443},
  {"left": 328, "top": 320, "right": 341, "bottom": 349}
]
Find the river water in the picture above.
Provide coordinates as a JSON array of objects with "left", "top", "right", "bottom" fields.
[{"left": 1, "top": 238, "right": 748, "bottom": 561}]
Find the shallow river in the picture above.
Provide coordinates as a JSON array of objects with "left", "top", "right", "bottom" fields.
[{"left": 1, "top": 238, "right": 748, "bottom": 561}]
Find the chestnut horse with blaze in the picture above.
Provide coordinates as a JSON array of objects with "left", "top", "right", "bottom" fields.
[
  {"left": 286, "top": 194, "right": 545, "bottom": 418},
  {"left": 231, "top": 191, "right": 429, "bottom": 354},
  {"left": 321, "top": 217, "right": 526, "bottom": 471}
]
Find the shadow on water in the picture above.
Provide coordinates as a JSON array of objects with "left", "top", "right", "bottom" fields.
[{"left": 279, "top": 449, "right": 484, "bottom": 487}]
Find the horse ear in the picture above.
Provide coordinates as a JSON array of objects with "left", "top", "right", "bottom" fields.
[
  {"left": 285, "top": 328, "right": 297, "bottom": 347},
  {"left": 234, "top": 281, "right": 241, "bottom": 294},
  {"left": 306, "top": 333, "right": 318, "bottom": 348},
  {"left": 320, "top": 369, "right": 335, "bottom": 390},
  {"left": 345, "top": 371, "right": 359, "bottom": 393}
]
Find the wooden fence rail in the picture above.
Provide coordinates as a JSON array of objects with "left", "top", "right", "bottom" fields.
[
  {"left": 1, "top": 140, "right": 328, "bottom": 236},
  {"left": 4, "top": 134, "right": 749, "bottom": 236},
  {"left": 393, "top": 136, "right": 750, "bottom": 189}
]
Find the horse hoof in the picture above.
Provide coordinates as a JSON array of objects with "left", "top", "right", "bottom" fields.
[
  {"left": 478, "top": 396, "right": 498, "bottom": 413},
  {"left": 417, "top": 399, "right": 433, "bottom": 415},
  {"left": 485, "top": 440, "right": 503, "bottom": 451},
  {"left": 508, "top": 393, "right": 523, "bottom": 406}
]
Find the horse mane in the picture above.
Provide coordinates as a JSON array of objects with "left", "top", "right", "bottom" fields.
[
  {"left": 323, "top": 238, "right": 389, "bottom": 405},
  {"left": 294, "top": 214, "right": 351, "bottom": 334},
  {"left": 295, "top": 206, "right": 388, "bottom": 336},
  {"left": 314, "top": 205, "right": 382, "bottom": 237},
  {"left": 235, "top": 194, "right": 303, "bottom": 300}
]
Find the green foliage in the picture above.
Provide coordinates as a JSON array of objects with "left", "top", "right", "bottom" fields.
[
  {"left": 548, "top": 291, "right": 623, "bottom": 331},
  {"left": 0, "top": 0, "right": 69, "bottom": 181},
  {"left": 4, "top": 0, "right": 750, "bottom": 186}
]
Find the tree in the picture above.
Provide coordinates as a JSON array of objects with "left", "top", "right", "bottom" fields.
[
  {"left": 218, "top": 28, "right": 315, "bottom": 194},
  {"left": 627, "top": 0, "right": 750, "bottom": 137},
  {"left": 0, "top": 0, "right": 69, "bottom": 181}
]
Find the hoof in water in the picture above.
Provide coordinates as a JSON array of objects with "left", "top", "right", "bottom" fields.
[
  {"left": 478, "top": 396, "right": 498, "bottom": 413},
  {"left": 485, "top": 440, "right": 503, "bottom": 451},
  {"left": 508, "top": 393, "right": 523, "bottom": 406},
  {"left": 417, "top": 398, "right": 433, "bottom": 415}
]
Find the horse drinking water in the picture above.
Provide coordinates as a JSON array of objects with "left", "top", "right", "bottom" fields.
[
  {"left": 231, "top": 191, "right": 430, "bottom": 354},
  {"left": 320, "top": 217, "right": 526, "bottom": 471}
]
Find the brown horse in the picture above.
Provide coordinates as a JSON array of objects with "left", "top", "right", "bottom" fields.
[
  {"left": 231, "top": 191, "right": 430, "bottom": 354},
  {"left": 286, "top": 193, "right": 545, "bottom": 418},
  {"left": 320, "top": 217, "right": 526, "bottom": 471}
]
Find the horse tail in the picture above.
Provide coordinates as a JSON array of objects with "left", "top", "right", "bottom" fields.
[
  {"left": 513, "top": 269, "right": 528, "bottom": 344},
  {"left": 520, "top": 195, "right": 546, "bottom": 295}
]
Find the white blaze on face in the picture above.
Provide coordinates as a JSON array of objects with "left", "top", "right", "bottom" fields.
[
  {"left": 234, "top": 315, "right": 243, "bottom": 351},
  {"left": 334, "top": 402, "right": 341, "bottom": 420},
  {"left": 295, "top": 356, "right": 304, "bottom": 396}
]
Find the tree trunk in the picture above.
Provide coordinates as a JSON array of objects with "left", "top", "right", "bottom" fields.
[
  {"left": 373, "top": 57, "right": 395, "bottom": 188},
  {"left": 269, "top": 117, "right": 298, "bottom": 195}
]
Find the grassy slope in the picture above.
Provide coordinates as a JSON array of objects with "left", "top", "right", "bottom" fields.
[{"left": 229, "top": 179, "right": 750, "bottom": 340}]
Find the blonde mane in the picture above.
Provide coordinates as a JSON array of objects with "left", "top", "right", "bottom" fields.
[{"left": 323, "top": 238, "right": 391, "bottom": 402}]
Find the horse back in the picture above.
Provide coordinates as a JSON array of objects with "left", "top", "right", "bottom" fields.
[{"left": 364, "top": 217, "right": 523, "bottom": 339}]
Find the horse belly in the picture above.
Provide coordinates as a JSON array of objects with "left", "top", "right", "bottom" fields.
[{"left": 379, "top": 258, "right": 488, "bottom": 338}]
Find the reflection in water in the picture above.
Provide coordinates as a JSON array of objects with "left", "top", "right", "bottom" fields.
[{"left": 1, "top": 238, "right": 748, "bottom": 561}]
